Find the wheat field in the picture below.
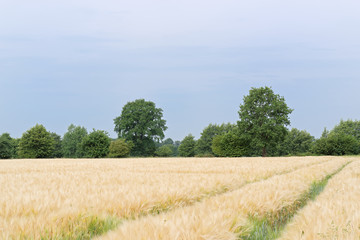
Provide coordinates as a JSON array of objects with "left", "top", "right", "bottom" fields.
[
  {"left": 280, "top": 159, "right": 360, "bottom": 240},
  {"left": 0, "top": 156, "right": 358, "bottom": 239}
]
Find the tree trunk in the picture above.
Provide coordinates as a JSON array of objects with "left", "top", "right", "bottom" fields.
[{"left": 262, "top": 146, "right": 267, "bottom": 157}]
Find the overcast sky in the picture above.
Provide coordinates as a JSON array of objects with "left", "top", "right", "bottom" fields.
[{"left": 1, "top": 0, "right": 360, "bottom": 140}]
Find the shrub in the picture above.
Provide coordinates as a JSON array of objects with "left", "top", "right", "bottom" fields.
[
  {"left": 80, "top": 130, "right": 111, "bottom": 158},
  {"left": 108, "top": 139, "right": 131, "bottom": 158},
  {"left": 212, "top": 131, "right": 250, "bottom": 157},
  {"left": 178, "top": 134, "right": 196, "bottom": 157},
  {"left": 155, "top": 145, "right": 173, "bottom": 157},
  {"left": 312, "top": 133, "right": 360, "bottom": 155}
]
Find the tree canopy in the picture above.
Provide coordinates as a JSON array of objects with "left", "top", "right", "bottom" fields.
[
  {"left": 18, "top": 124, "right": 55, "bottom": 158},
  {"left": 80, "top": 130, "right": 111, "bottom": 158},
  {"left": 155, "top": 145, "right": 173, "bottom": 157},
  {"left": 178, "top": 134, "right": 196, "bottom": 157},
  {"left": 0, "top": 133, "right": 16, "bottom": 159},
  {"left": 195, "top": 123, "right": 236, "bottom": 156},
  {"left": 114, "top": 99, "right": 167, "bottom": 156},
  {"left": 332, "top": 119, "right": 360, "bottom": 141},
  {"left": 62, "top": 124, "right": 88, "bottom": 158},
  {"left": 238, "top": 86, "right": 293, "bottom": 157},
  {"left": 51, "top": 132, "right": 63, "bottom": 158},
  {"left": 276, "top": 128, "right": 314, "bottom": 156}
]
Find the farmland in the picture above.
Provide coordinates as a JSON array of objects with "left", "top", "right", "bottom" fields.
[{"left": 0, "top": 156, "right": 358, "bottom": 239}]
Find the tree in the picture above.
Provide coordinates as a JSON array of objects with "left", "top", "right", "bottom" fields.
[
  {"left": 108, "top": 139, "right": 132, "bottom": 158},
  {"left": 114, "top": 99, "right": 167, "bottom": 156},
  {"left": 0, "top": 133, "right": 15, "bottom": 159},
  {"left": 276, "top": 128, "right": 314, "bottom": 156},
  {"left": 312, "top": 133, "right": 360, "bottom": 155},
  {"left": 18, "top": 124, "right": 55, "bottom": 158},
  {"left": 162, "top": 138, "right": 174, "bottom": 145},
  {"left": 155, "top": 145, "right": 173, "bottom": 157},
  {"left": 51, "top": 132, "right": 63, "bottom": 158},
  {"left": 62, "top": 124, "right": 88, "bottom": 158},
  {"left": 80, "top": 130, "right": 111, "bottom": 158},
  {"left": 332, "top": 119, "right": 360, "bottom": 141},
  {"left": 238, "top": 86, "right": 293, "bottom": 157},
  {"left": 211, "top": 129, "right": 251, "bottom": 157},
  {"left": 195, "top": 123, "right": 236, "bottom": 156},
  {"left": 178, "top": 134, "right": 196, "bottom": 157}
]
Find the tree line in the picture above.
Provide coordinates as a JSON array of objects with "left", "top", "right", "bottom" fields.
[{"left": 1, "top": 87, "right": 360, "bottom": 159}]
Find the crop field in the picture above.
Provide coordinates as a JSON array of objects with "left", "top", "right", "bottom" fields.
[{"left": 0, "top": 156, "right": 358, "bottom": 239}]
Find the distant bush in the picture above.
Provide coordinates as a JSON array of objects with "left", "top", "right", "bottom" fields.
[
  {"left": 51, "top": 132, "right": 63, "bottom": 158},
  {"left": 212, "top": 131, "right": 250, "bottom": 157},
  {"left": 195, "top": 153, "right": 215, "bottom": 158},
  {"left": 178, "top": 134, "right": 196, "bottom": 157},
  {"left": 195, "top": 123, "right": 236, "bottom": 156},
  {"left": 275, "top": 128, "right": 314, "bottom": 156},
  {"left": 80, "top": 130, "right": 111, "bottom": 158},
  {"left": 312, "top": 133, "right": 360, "bottom": 155},
  {"left": 62, "top": 124, "right": 88, "bottom": 158},
  {"left": 155, "top": 145, "right": 173, "bottom": 157},
  {"left": 108, "top": 139, "right": 132, "bottom": 158}
]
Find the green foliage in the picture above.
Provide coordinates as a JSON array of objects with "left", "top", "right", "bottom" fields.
[
  {"left": 50, "top": 132, "right": 63, "bottom": 158},
  {"left": 238, "top": 162, "right": 349, "bottom": 240},
  {"left": 332, "top": 119, "right": 360, "bottom": 141},
  {"left": 12, "top": 138, "right": 20, "bottom": 159},
  {"left": 276, "top": 128, "right": 314, "bottom": 156},
  {"left": 108, "top": 139, "right": 132, "bottom": 158},
  {"left": 238, "top": 86, "right": 293, "bottom": 157},
  {"left": 114, "top": 99, "right": 167, "bottom": 156},
  {"left": 155, "top": 145, "right": 173, "bottom": 157},
  {"left": 80, "top": 130, "right": 111, "bottom": 158},
  {"left": 157, "top": 138, "right": 179, "bottom": 157},
  {"left": 312, "top": 133, "right": 360, "bottom": 155},
  {"left": 162, "top": 138, "right": 174, "bottom": 145},
  {"left": 211, "top": 130, "right": 251, "bottom": 157},
  {"left": 178, "top": 134, "right": 196, "bottom": 157},
  {"left": 195, "top": 123, "right": 236, "bottom": 155},
  {"left": 18, "top": 124, "right": 55, "bottom": 158},
  {"left": 62, "top": 124, "right": 88, "bottom": 158},
  {"left": 0, "top": 133, "right": 16, "bottom": 159}
]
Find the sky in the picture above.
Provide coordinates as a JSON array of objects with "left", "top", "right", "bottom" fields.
[{"left": 1, "top": 0, "right": 360, "bottom": 141}]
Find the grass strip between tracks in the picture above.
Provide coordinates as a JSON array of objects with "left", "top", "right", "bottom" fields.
[{"left": 237, "top": 161, "right": 351, "bottom": 240}]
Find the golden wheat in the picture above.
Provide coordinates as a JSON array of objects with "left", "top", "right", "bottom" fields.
[
  {"left": 0, "top": 157, "right": 328, "bottom": 239},
  {"left": 279, "top": 158, "right": 360, "bottom": 240},
  {"left": 98, "top": 157, "right": 349, "bottom": 240}
]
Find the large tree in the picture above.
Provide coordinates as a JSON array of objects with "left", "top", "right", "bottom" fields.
[
  {"left": 238, "top": 86, "right": 293, "bottom": 157},
  {"left": 114, "top": 99, "right": 167, "bottom": 156},
  {"left": 18, "top": 124, "right": 55, "bottom": 158}
]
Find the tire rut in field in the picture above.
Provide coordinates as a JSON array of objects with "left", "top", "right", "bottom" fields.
[
  {"left": 237, "top": 160, "right": 352, "bottom": 240},
  {"left": 87, "top": 159, "right": 333, "bottom": 240},
  {"left": 28, "top": 159, "right": 333, "bottom": 240}
]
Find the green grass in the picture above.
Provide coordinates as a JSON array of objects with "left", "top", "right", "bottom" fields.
[
  {"left": 35, "top": 215, "right": 121, "bottom": 240},
  {"left": 237, "top": 161, "right": 351, "bottom": 240}
]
